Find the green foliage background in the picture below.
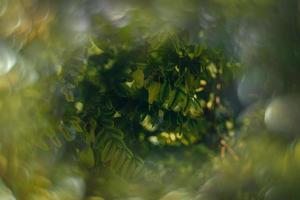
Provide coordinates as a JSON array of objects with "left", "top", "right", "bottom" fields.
[{"left": 1, "top": 0, "right": 300, "bottom": 200}]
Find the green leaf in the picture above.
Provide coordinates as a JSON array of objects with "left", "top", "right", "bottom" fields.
[
  {"left": 147, "top": 82, "right": 161, "bottom": 104},
  {"left": 101, "top": 139, "right": 114, "bottom": 163},
  {"left": 87, "top": 39, "right": 103, "bottom": 56},
  {"left": 132, "top": 69, "right": 144, "bottom": 89},
  {"left": 78, "top": 147, "right": 95, "bottom": 168}
]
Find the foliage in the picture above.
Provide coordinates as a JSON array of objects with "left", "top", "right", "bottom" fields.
[
  {"left": 1, "top": 0, "right": 300, "bottom": 199},
  {"left": 54, "top": 29, "right": 240, "bottom": 196}
]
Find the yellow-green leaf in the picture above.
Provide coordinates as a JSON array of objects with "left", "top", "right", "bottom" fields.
[
  {"left": 147, "top": 82, "right": 161, "bottom": 104},
  {"left": 132, "top": 69, "right": 144, "bottom": 88}
]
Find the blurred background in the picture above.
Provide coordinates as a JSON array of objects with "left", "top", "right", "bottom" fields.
[{"left": 1, "top": 0, "right": 300, "bottom": 199}]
